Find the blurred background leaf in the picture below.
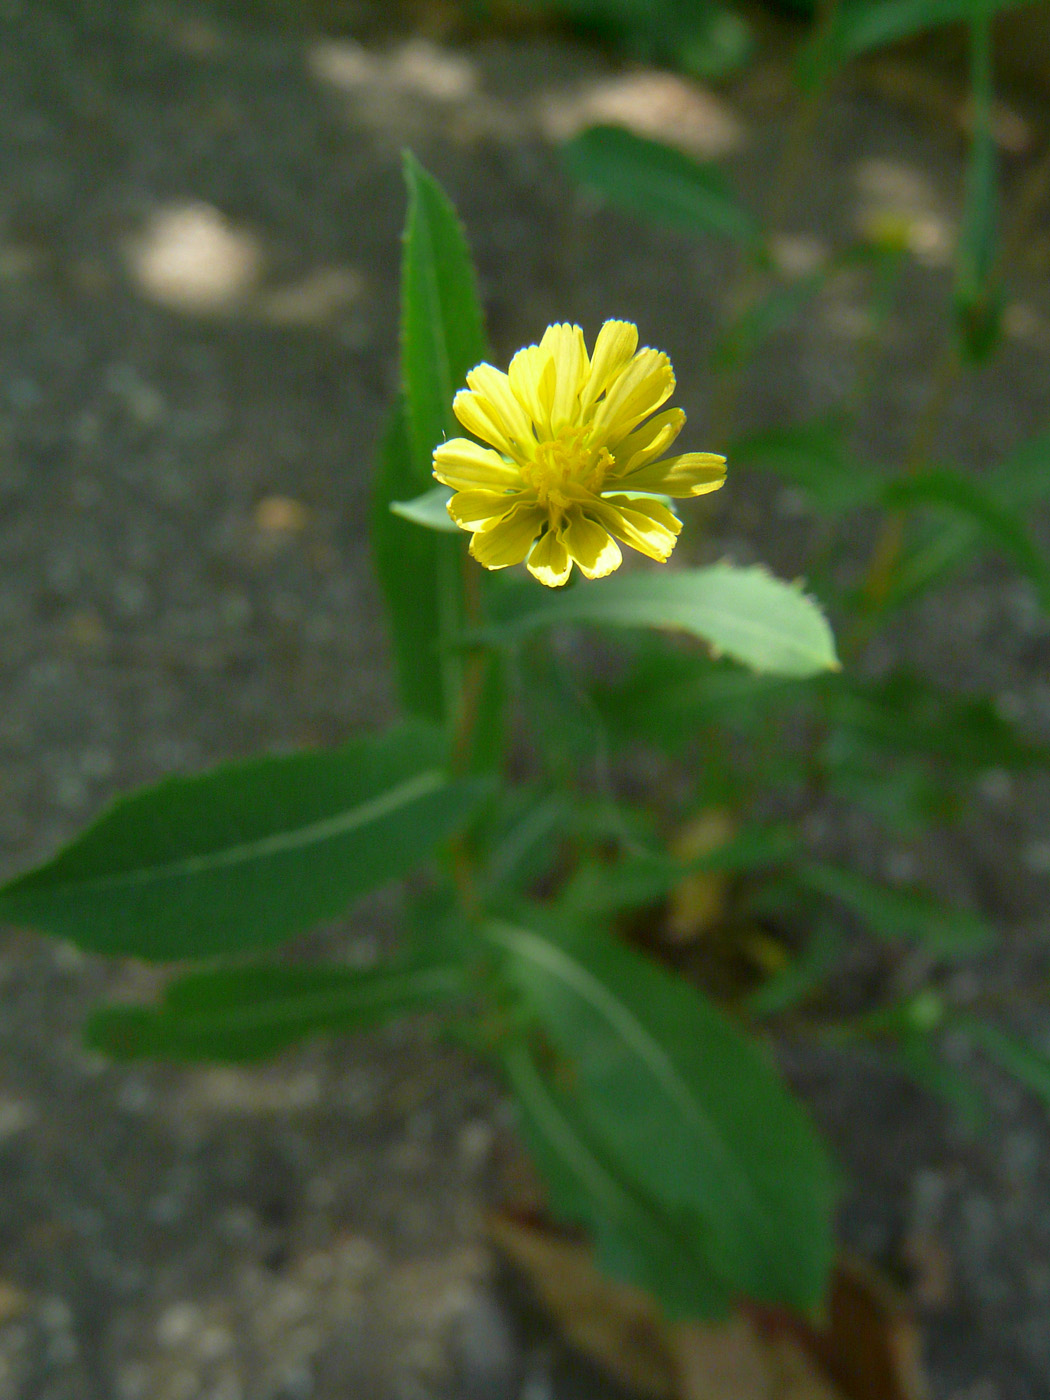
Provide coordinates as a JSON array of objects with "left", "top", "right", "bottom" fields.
[{"left": 561, "top": 125, "right": 763, "bottom": 249}]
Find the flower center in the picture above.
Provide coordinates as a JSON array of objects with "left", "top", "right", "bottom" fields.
[{"left": 521, "top": 427, "right": 613, "bottom": 511}]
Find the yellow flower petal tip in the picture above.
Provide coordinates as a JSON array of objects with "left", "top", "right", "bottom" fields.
[{"left": 432, "top": 320, "right": 726, "bottom": 587}]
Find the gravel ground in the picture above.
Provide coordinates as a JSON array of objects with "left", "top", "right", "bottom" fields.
[{"left": 2, "top": 3, "right": 1050, "bottom": 1397}]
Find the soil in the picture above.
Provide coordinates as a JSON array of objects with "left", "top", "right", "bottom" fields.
[{"left": 2, "top": 2, "right": 1050, "bottom": 1398}]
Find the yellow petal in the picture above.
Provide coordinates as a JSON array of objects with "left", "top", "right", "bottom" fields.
[
  {"left": 453, "top": 389, "right": 519, "bottom": 457},
  {"left": 470, "top": 503, "right": 546, "bottom": 569},
  {"left": 590, "top": 348, "right": 675, "bottom": 447},
  {"left": 527, "top": 526, "right": 574, "bottom": 588},
  {"left": 465, "top": 364, "right": 536, "bottom": 452},
  {"left": 433, "top": 438, "right": 523, "bottom": 491},
  {"left": 579, "top": 320, "right": 639, "bottom": 412},
  {"left": 538, "top": 324, "right": 589, "bottom": 434},
  {"left": 508, "top": 343, "right": 556, "bottom": 438},
  {"left": 608, "top": 408, "right": 686, "bottom": 476},
  {"left": 447, "top": 488, "right": 526, "bottom": 530},
  {"left": 592, "top": 494, "right": 681, "bottom": 561},
  {"left": 563, "top": 510, "right": 622, "bottom": 579},
  {"left": 616, "top": 452, "right": 727, "bottom": 498}
]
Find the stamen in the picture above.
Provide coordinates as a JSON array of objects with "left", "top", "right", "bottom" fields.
[{"left": 521, "top": 428, "right": 612, "bottom": 507}]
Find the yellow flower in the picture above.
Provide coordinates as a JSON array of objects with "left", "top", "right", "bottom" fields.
[{"left": 432, "top": 320, "right": 726, "bottom": 588}]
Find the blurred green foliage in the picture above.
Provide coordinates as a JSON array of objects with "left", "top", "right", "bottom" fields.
[{"left": 3, "top": 0, "right": 1050, "bottom": 1336}]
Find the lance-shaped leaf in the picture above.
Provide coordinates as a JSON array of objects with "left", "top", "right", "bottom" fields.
[
  {"left": 886, "top": 424, "right": 1050, "bottom": 610},
  {"left": 372, "top": 401, "right": 456, "bottom": 721},
  {"left": 479, "top": 565, "right": 839, "bottom": 678},
  {"left": 801, "top": 0, "right": 1041, "bottom": 85},
  {"left": 88, "top": 959, "right": 470, "bottom": 1062},
  {"left": 955, "top": 14, "right": 1002, "bottom": 362},
  {"left": 500, "top": 1039, "right": 733, "bottom": 1319},
  {"left": 485, "top": 911, "right": 837, "bottom": 1312},
  {"left": 0, "top": 724, "right": 489, "bottom": 959},
  {"left": 882, "top": 469, "right": 1050, "bottom": 609},
  {"left": 561, "top": 126, "right": 763, "bottom": 252},
  {"left": 400, "top": 151, "right": 487, "bottom": 485}
]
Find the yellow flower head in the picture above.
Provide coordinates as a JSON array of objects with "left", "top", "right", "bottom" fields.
[{"left": 432, "top": 320, "right": 726, "bottom": 588}]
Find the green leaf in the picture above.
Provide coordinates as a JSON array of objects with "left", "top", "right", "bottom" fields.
[
  {"left": 804, "top": 0, "right": 1041, "bottom": 80},
  {"left": 87, "top": 959, "right": 469, "bottom": 1062},
  {"left": 730, "top": 421, "right": 886, "bottom": 513},
  {"left": 885, "top": 424, "right": 1050, "bottom": 609},
  {"left": 954, "top": 15, "right": 1002, "bottom": 362},
  {"left": 372, "top": 401, "right": 458, "bottom": 722},
  {"left": 882, "top": 469, "right": 1050, "bottom": 609},
  {"left": 793, "top": 862, "right": 994, "bottom": 957},
  {"left": 480, "top": 565, "right": 839, "bottom": 678},
  {"left": 485, "top": 911, "right": 836, "bottom": 1311},
  {"left": 0, "top": 724, "right": 489, "bottom": 959},
  {"left": 400, "top": 151, "right": 487, "bottom": 484},
  {"left": 961, "top": 1018, "right": 1050, "bottom": 1112},
  {"left": 561, "top": 126, "right": 763, "bottom": 251},
  {"left": 500, "top": 1038, "right": 732, "bottom": 1319},
  {"left": 389, "top": 484, "right": 459, "bottom": 533}
]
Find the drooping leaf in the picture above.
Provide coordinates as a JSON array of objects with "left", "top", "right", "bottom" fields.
[
  {"left": 389, "top": 484, "right": 459, "bottom": 533},
  {"left": 500, "top": 1038, "right": 733, "bottom": 1318},
  {"left": 485, "top": 910, "right": 837, "bottom": 1311},
  {"left": 561, "top": 126, "right": 763, "bottom": 251},
  {"left": 400, "top": 151, "right": 487, "bottom": 484},
  {"left": 480, "top": 565, "right": 839, "bottom": 678},
  {"left": 0, "top": 725, "right": 490, "bottom": 959},
  {"left": 794, "top": 862, "right": 995, "bottom": 957},
  {"left": 87, "top": 959, "right": 469, "bottom": 1062}
]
